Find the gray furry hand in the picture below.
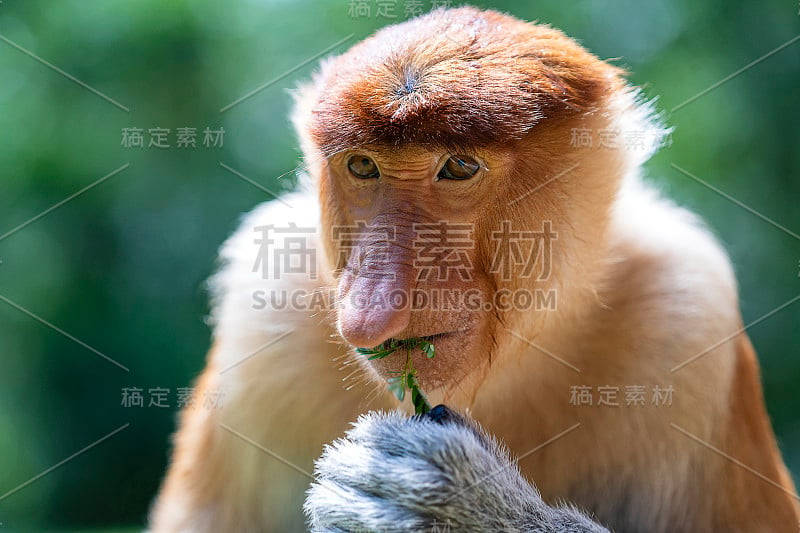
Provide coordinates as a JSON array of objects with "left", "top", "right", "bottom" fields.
[{"left": 305, "top": 405, "right": 608, "bottom": 532}]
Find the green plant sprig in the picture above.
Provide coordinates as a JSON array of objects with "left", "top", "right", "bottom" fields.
[{"left": 356, "top": 338, "right": 436, "bottom": 415}]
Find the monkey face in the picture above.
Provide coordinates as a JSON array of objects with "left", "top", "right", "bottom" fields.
[
  {"left": 295, "top": 7, "right": 628, "bottom": 396},
  {"left": 319, "top": 145, "right": 511, "bottom": 392}
]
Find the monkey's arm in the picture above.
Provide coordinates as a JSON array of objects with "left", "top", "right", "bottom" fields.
[{"left": 305, "top": 405, "right": 609, "bottom": 532}]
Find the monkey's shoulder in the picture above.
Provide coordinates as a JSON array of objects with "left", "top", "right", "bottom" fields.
[
  {"left": 208, "top": 192, "right": 332, "bottom": 340},
  {"left": 604, "top": 178, "right": 741, "bottom": 348}
]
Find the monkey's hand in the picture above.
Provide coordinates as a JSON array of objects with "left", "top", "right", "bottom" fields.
[{"left": 305, "top": 405, "right": 609, "bottom": 532}]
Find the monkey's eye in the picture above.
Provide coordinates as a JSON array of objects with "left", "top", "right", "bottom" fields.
[
  {"left": 347, "top": 155, "right": 380, "bottom": 179},
  {"left": 437, "top": 155, "right": 481, "bottom": 180}
]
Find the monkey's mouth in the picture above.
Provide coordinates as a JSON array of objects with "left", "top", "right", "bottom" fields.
[
  {"left": 388, "top": 332, "right": 452, "bottom": 344},
  {"left": 364, "top": 324, "right": 470, "bottom": 359},
  {"left": 384, "top": 328, "right": 470, "bottom": 349}
]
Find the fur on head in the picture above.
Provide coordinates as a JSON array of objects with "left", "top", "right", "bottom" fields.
[{"left": 300, "top": 7, "right": 624, "bottom": 155}]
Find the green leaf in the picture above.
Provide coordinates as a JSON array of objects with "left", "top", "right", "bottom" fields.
[
  {"left": 423, "top": 343, "right": 435, "bottom": 359},
  {"left": 367, "top": 349, "right": 396, "bottom": 360},
  {"left": 357, "top": 343, "right": 399, "bottom": 360},
  {"left": 410, "top": 382, "right": 431, "bottom": 415},
  {"left": 387, "top": 376, "right": 405, "bottom": 402}
]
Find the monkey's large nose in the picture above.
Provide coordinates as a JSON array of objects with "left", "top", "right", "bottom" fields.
[{"left": 337, "top": 274, "right": 411, "bottom": 348}]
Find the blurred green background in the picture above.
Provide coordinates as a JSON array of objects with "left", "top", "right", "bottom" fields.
[{"left": 0, "top": 0, "right": 797, "bottom": 530}]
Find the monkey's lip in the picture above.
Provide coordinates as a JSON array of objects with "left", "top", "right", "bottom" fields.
[{"left": 388, "top": 330, "right": 464, "bottom": 344}]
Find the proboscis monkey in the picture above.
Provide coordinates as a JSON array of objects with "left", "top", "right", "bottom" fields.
[{"left": 150, "top": 7, "right": 800, "bottom": 532}]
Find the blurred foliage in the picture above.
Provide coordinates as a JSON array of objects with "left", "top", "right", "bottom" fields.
[{"left": 0, "top": 0, "right": 797, "bottom": 530}]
